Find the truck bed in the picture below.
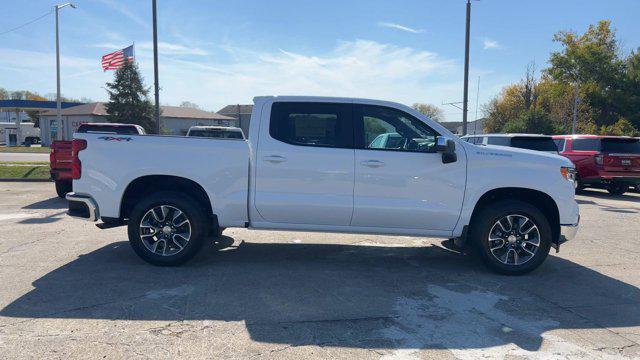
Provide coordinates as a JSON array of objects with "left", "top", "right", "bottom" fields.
[{"left": 72, "top": 133, "right": 250, "bottom": 227}]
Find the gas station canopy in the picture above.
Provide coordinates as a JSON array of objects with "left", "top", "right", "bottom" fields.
[{"left": 0, "top": 100, "right": 84, "bottom": 111}]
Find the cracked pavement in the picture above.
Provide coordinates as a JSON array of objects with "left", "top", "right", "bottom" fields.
[{"left": 0, "top": 182, "right": 639, "bottom": 359}]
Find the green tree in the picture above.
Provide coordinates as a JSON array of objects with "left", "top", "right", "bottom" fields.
[
  {"left": 546, "top": 20, "right": 627, "bottom": 127},
  {"left": 105, "top": 61, "right": 156, "bottom": 132},
  {"left": 411, "top": 103, "right": 444, "bottom": 122},
  {"left": 502, "top": 108, "right": 554, "bottom": 134},
  {"left": 599, "top": 118, "right": 638, "bottom": 136}
]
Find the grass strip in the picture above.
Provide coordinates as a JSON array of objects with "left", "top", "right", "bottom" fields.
[{"left": 0, "top": 165, "right": 50, "bottom": 179}]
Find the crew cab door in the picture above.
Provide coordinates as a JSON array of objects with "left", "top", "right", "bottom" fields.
[
  {"left": 351, "top": 104, "right": 466, "bottom": 231},
  {"left": 253, "top": 101, "right": 355, "bottom": 225}
]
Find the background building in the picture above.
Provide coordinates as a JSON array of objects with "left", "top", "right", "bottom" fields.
[
  {"left": 217, "top": 104, "right": 253, "bottom": 137},
  {"left": 39, "top": 102, "right": 236, "bottom": 145}
]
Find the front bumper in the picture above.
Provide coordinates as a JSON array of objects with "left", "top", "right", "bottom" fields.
[
  {"left": 66, "top": 192, "right": 99, "bottom": 222},
  {"left": 559, "top": 215, "right": 580, "bottom": 245}
]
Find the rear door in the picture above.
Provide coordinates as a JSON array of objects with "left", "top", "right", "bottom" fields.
[
  {"left": 351, "top": 104, "right": 466, "bottom": 231},
  {"left": 254, "top": 102, "right": 355, "bottom": 225}
]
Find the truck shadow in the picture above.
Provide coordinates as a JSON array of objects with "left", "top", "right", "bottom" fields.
[
  {"left": 2, "top": 238, "right": 639, "bottom": 353},
  {"left": 22, "top": 197, "right": 67, "bottom": 210}
]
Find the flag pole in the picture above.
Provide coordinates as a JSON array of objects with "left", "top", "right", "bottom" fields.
[{"left": 152, "top": 0, "right": 161, "bottom": 134}]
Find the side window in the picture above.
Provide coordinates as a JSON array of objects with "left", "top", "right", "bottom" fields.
[
  {"left": 270, "top": 102, "right": 353, "bottom": 148},
  {"left": 572, "top": 138, "right": 600, "bottom": 151},
  {"left": 357, "top": 105, "right": 438, "bottom": 153},
  {"left": 554, "top": 139, "right": 565, "bottom": 152}
]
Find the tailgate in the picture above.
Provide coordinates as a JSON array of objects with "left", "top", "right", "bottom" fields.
[
  {"left": 51, "top": 141, "right": 73, "bottom": 169},
  {"left": 602, "top": 154, "right": 640, "bottom": 172},
  {"left": 601, "top": 138, "right": 640, "bottom": 173}
]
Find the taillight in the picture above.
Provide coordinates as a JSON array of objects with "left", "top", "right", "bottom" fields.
[
  {"left": 71, "top": 139, "right": 87, "bottom": 179},
  {"left": 49, "top": 145, "right": 56, "bottom": 164},
  {"left": 594, "top": 155, "right": 603, "bottom": 166}
]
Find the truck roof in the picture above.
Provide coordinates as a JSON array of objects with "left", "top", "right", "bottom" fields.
[
  {"left": 187, "top": 126, "right": 242, "bottom": 131},
  {"left": 461, "top": 133, "right": 552, "bottom": 139},
  {"left": 552, "top": 134, "right": 638, "bottom": 140}
]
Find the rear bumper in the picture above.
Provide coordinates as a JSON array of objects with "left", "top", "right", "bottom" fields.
[
  {"left": 581, "top": 173, "right": 640, "bottom": 184},
  {"left": 66, "top": 192, "right": 99, "bottom": 222},
  {"left": 559, "top": 215, "right": 580, "bottom": 245}
]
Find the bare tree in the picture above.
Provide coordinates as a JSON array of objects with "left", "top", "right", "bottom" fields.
[{"left": 411, "top": 103, "right": 445, "bottom": 122}]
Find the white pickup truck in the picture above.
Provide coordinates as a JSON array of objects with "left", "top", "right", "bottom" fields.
[{"left": 66, "top": 96, "right": 579, "bottom": 274}]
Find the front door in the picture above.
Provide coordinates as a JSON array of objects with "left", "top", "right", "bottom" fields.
[
  {"left": 254, "top": 102, "right": 355, "bottom": 225},
  {"left": 351, "top": 104, "right": 466, "bottom": 231}
]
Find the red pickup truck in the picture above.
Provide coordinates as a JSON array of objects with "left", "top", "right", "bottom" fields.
[
  {"left": 50, "top": 123, "right": 146, "bottom": 197},
  {"left": 553, "top": 135, "right": 640, "bottom": 195}
]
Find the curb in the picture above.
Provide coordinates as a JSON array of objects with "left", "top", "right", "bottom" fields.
[{"left": 0, "top": 178, "right": 52, "bottom": 182}]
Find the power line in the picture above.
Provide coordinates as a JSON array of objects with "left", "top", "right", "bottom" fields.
[{"left": 0, "top": 9, "right": 53, "bottom": 36}]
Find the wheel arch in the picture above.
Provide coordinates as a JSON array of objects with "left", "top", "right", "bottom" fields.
[
  {"left": 120, "top": 175, "right": 214, "bottom": 221},
  {"left": 469, "top": 187, "right": 560, "bottom": 243}
]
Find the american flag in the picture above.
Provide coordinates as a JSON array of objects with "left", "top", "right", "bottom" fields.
[{"left": 101, "top": 45, "right": 135, "bottom": 71}]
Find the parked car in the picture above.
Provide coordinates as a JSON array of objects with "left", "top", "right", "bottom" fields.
[
  {"left": 553, "top": 135, "right": 640, "bottom": 195},
  {"left": 65, "top": 96, "right": 579, "bottom": 275},
  {"left": 50, "top": 123, "right": 146, "bottom": 198},
  {"left": 461, "top": 134, "right": 559, "bottom": 154},
  {"left": 186, "top": 126, "right": 244, "bottom": 139}
]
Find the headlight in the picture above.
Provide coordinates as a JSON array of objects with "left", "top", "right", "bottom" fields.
[{"left": 560, "top": 166, "right": 576, "bottom": 182}]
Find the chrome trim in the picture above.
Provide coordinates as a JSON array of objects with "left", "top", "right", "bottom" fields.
[
  {"left": 65, "top": 192, "right": 99, "bottom": 222},
  {"left": 559, "top": 216, "right": 580, "bottom": 244}
]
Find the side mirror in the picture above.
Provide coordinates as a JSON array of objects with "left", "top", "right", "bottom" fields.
[{"left": 436, "top": 136, "right": 457, "bottom": 164}]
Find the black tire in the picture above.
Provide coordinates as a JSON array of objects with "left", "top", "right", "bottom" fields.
[
  {"left": 127, "top": 191, "right": 207, "bottom": 266},
  {"left": 55, "top": 180, "right": 72, "bottom": 198},
  {"left": 607, "top": 183, "right": 627, "bottom": 196},
  {"left": 470, "top": 200, "right": 552, "bottom": 275}
]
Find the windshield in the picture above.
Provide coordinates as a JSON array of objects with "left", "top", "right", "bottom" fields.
[
  {"left": 510, "top": 137, "right": 558, "bottom": 152},
  {"left": 77, "top": 125, "right": 140, "bottom": 135},
  {"left": 188, "top": 129, "right": 244, "bottom": 139},
  {"left": 601, "top": 138, "right": 640, "bottom": 154}
]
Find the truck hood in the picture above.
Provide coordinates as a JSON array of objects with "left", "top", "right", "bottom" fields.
[{"left": 463, "top": 142, "right": 574, "bottom": 168}]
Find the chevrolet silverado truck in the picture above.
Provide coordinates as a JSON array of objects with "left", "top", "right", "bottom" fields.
[{"left": 66, "top": 96, "right": 579, "bottom": 274}]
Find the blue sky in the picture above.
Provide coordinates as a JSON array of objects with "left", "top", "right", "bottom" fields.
[{"left": 1, "top": 0, "right": 639, "bottom": 121}]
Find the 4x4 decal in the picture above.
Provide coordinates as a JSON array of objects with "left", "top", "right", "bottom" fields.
[{"left": 97, "top": 136, "right": 132, "bottom": 142}]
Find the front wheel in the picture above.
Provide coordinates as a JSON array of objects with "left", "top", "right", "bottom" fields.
[
  {"left": 127, "top": 191, "right": 207, "bottom": 266},
  {"left": 470, "top": 200, "right": 552, "bottom": 275}
]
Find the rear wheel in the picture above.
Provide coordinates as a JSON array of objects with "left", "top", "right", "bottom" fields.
[
  {"left": 55, "top": 180, "right": 72, "bottom": 198},
  {"left": 470, "top": 200, "right": 552, "bottom": 275},
  {"left": 607, "top": 182, "right": 627, "bottom": 196},
  {"left": 127, "top": 191, "right": 207, "bottom": 266}
]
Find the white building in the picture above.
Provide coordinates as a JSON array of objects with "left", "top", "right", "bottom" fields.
[{"left": 39, "top": 102, "right": 236, "bottom": 146}]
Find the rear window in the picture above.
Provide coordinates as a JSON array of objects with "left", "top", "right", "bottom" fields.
[
  {"left": 601, "top": 138, "right": 640, "bottom": 154},
  {"left": 188, "top": 129, "right": 244, "bottom": 139},
  {"left": 77, "top": 124, "right": 140, "bottom": 135},
  {"left": 270, "top": 102, "right": 353, "bottom": 148},
  {"left": 511, "top": 137, "right": 558, "bottom": 152},
  {"left": 571, "top": 138, "right": 600, "bottom": 151}
]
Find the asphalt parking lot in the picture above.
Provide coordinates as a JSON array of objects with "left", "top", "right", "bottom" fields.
[{"left": 0, "top": 182, "right": 639, "bottom": 359}]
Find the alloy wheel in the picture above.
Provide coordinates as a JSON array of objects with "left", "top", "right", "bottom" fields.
[
  {"left": 488, "top": 214, "right": 540, "bottom": 266},
  {"left": 139, "top": 205, "right": 191, "bottom": 256}
]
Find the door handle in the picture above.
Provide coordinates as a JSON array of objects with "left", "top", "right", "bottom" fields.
[
  {"left": 360, "top": 160, "right": 385, "bottom": 168},
  {"left": 263, "top": 155, "right": 287, "bottom": 163}
]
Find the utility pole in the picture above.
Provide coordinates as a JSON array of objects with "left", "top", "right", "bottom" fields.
[
  {"left": 54, "top": 3, "right": 76, "bottom": 141},
  {"left": 571, "top": 84, "right": 579, "bottom": 134},
  {"left": 152, "top": 0, "right": 161, "bottom": 134},
  {"left": 462, "top": 0, "right": 471, "bottom": 136}
]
